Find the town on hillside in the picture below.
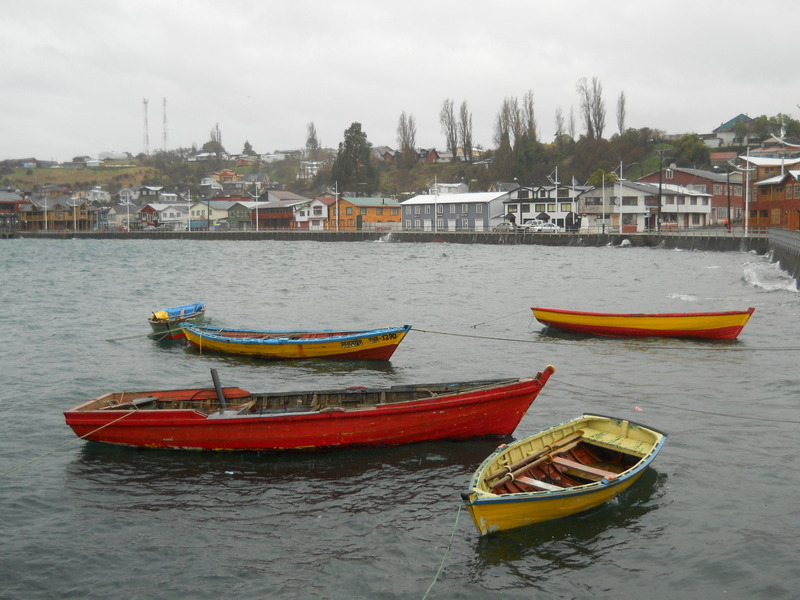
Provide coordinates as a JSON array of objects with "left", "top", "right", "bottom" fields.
[{"left": 2, "top": 114, "right": 800, "bottom": 235}]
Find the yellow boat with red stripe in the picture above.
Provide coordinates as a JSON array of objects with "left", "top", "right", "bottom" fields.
[{"left": 531, "top": 306, "right": 754, "bottom": 339}]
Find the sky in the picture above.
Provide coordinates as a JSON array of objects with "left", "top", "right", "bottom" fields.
[{"left": 2, "top": 0, "right": 797, "bottom": 163}]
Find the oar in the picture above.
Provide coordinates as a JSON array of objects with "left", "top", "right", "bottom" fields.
[
  {"left": 484, "top": 430, "right": 584, "bottom": 484},
  {"left": 489, "top": 438, "right": 582, "bottom": 491}
]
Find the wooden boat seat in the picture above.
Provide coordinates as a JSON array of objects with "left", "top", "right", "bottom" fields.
[
  {"left": 552, "top": 457, "right": 618, "bottom": 480},
  {"left": 515, "top": 475, "right": 562, "bottom": 491}
]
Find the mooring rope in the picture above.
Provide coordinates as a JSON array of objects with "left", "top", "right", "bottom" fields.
[
  {"left": 106, "top": 330, "right": 172, "bottom": 343},
  {"left": 410, "top": 327, "right": 800, "bottom": 351},
  {"left": 0, "top": 410, "right": 135, "bottom": 478},
  {"left": 550, "top": 375, "right": 800, "bottom": 423},
  {"left": 470, "top": 308, "right": 530, "bottom": 328},
  {"left": 421, "top": 502, "right": 462, "bottom": 600}
]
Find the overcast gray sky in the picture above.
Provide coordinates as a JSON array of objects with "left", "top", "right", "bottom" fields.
[{"left": 3, "top": 0, "right": 796, "bottom": 162}]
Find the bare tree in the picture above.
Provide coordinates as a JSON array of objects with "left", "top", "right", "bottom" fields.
[
  {"left": 210, "top": 122, "right": 222, "bottom": 145},
  {"left": 439, "top": 99, "right": 458, "bottom": 161},
  {"left": 590, "top": 77, "right": 606, "bottom": 138},
  {"left": 495, "top": 97, "right": 520, "bottom": 148},
  {"left": 306, "top": 122, "right": 320, "bottom": 161},
  {"left": 458, "top": 101, "right": 473, "bottom": 163},
  {"left": 576, "top": 78, "right": 594, "bottom": 139},
  {"left": 522, "top": 90, "right": 538, "bottom": 142},
  {"left": 616, "top": 91, "right": 627, "bottom": 135},
  {"left": 568, "top": 107, "right": 576, "bottom": 140},
  {"left": 554, "top": 107, "right": 565, "bottom": 146},
  {"left": 396, "top": 111, "right": 417, "bottom": 168},
  {"left": 577, "top": 76, "right": 606, "bottom": 138}
]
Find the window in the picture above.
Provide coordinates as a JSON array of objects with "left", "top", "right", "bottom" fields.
[
  {"left": 547, "top": 203, "right": 556, "bottom": 212},
  {"left": 521, "top": 203, "right": 529, "bottom": 212},
  {"left": 437, "top": 205, "right": 443, "bottom": 215},
  {"left": 461, "top": 218, "right": 469, "bottom": 229},
  {"left": 476, "top": 205, "right": 483, "bottom": 213},
  {"left": 535, "top": 203, "right": 546, "bottom": 212},
  {"left": 518, "top": 189, "right": 530, "bottom": 199},
  {"left": 376, "top": 207, "right": 383, "bottom": 215},
  {"left": 360, "top": 208, "right": 367, "bottom": 215},
  {"left": 666, "top": 169, "right": 673, "bottom": 179},
  {"left": 560, "top": 202, "right": 572, "bottom": 212},
  {"left": 345, "top": 206, "right": 353, "bottom": 215},
  {"left": 390, "top": 208, "right": 398, "bottom": 216},
  {"left": 313, "top": 206, "right": 322, "bottom": 216},
  {"left": 449, "top": 205, "right": 455, "bottom": 214},
  {"left": 425, "top": 205, "right": 431, "bottom": 214},
  {"left": 462, "top": 203, "right": 469, "bottom": 212},
  {"left": 713, "top": 185, "right": 722, "bottom": 195},
  {"left": 621, "top": 196, "right": 638, "bottom": 206},
  {"left": 508, "top": 206, "right": 517, "bottom": 213}
]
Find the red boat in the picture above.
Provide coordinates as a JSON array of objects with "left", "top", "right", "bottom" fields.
[{"left": 63, "top": 366, "right": 555, "bottom": 451}]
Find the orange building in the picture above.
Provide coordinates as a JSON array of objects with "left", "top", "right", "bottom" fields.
[
  {"left": 330, "top": 197, "right": 401, "bottom": 231},
  {"left": 745, "top": 156, "right": 800, "bottom": 231}
]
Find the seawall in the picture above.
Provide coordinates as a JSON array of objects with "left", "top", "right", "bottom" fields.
[
  {"left": 9, "top": 228, "right": 772, "bottom": 254},
  {"left": 769, "top": 229, "right": 800, "bottom": 283}
]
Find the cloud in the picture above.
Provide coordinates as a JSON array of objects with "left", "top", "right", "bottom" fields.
[{"left": 2, "top": 0, "right": 797, "bottom": 161}]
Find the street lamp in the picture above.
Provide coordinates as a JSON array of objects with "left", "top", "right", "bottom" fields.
[
  {"left": 655, "top": 150, "right": 670, "bottom": 232},
  {"left": 728, "top": 153, "right": 755, "bottom": 234},
  {"left": 250, "top": 181, "right": 259, "bottom": 232},
  {"left": 69, "top": 198, "right": 79, "bottom": 231}
]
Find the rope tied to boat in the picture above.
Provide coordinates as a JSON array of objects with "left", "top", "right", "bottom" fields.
[
  {"left": 0, "top": 411, "right": 135, "bottom": 478},
  {"left": 421, "top": 503, "right": 462, "bottom": 600}
]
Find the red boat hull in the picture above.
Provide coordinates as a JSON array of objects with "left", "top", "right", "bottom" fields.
[{"left": 64, "top": 368, "right": 555, "bottom": 451}]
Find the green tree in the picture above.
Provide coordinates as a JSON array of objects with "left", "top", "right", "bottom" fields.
[
  {"left": 242, "top": 140, "right": 256, "bottom": 156},
  {"left": 331, "top": 122, "right": 378, "bottom": 195},
  {"left": 673, "top": 133, "right": 709, "bottom": 167}
]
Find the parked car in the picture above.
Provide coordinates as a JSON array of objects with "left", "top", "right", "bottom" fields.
[
  {"left": 532, "top": 222, "right": 563, "bottom": 233},
  {"left": 517, "top": 219, "right": 546, "bottom": 232},
  {"left": 492, "top": 222, "right": 516, "bottom": 232}
]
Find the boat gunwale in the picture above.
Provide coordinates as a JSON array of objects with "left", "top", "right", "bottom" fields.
[
  {"left": 180, "top": 323, "right": 412, "bottom": 345},
  {"left": 64, "top": 370, "right": 553, "bottom": 417},
  {"left": 465, "top": 413, "right": 667, "bottom": 503},
  {"left": 531, "top": 306, "right": 755, "bottom": 319}
]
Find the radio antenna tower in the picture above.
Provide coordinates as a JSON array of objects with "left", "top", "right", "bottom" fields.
[
  {"left": 143, "top": 98, "right": 150, "bottom": 155},
  {"left": 162, "top": 97, "right": 168, "bottom": 151}
]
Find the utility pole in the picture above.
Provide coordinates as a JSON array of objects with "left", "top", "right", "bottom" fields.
[{"left": 655, "top": 149, "right": 669, "bottom": 232}]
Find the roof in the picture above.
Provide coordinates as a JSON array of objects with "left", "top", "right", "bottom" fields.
[
  {"left": 713, "top": 114, "right": 752, "bottom": 132},
  {"left": 402, "top": 191, "right": 509, "bottom": 205},
  {"left": 742, "top": 155, "right": 800, "bottom": 168},
  {"left": 617, "top": 180, "right": 711, "bottom": 197},
  {"left": 341, "top": 196, "right": 401, "bottom": 208},
  {"left": 268, "top": 190, "right": 313, "bottom": 202}
]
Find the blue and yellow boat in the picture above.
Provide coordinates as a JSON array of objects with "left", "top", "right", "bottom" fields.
[
  {"left": 181, "top": 324, "right": 412, "bottom": 360},
  {"left": 461, "top": 414, "right": 667, "bottom": 535}
]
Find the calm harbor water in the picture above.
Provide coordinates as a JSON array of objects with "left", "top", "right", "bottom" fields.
[{"left": 1, "top": 237, "right": 799, "bottom": 600}]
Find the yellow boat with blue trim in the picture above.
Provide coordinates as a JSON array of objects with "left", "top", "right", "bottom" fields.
[
  {"left": 461, "top": 414, "right": 667, "bottom": 535},
  {"left": 181, "top": 323, "right": 412, "bottom": 360}
]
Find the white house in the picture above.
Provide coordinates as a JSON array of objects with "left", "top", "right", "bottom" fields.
[
  {"left": 296, "top": 198, "right": 329, "bottom": 230},
  {"left": 580, "top": 180, "right": 712, "bottom": 233}
]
